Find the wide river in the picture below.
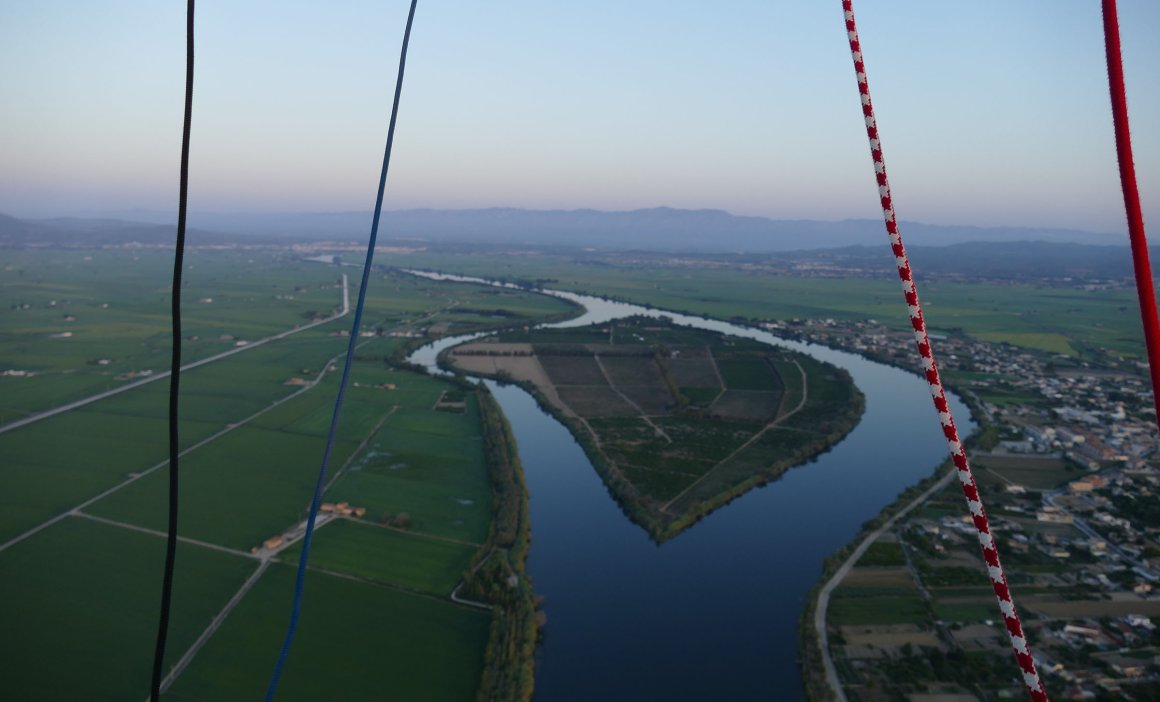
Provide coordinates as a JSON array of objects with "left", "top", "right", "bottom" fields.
[{"left": 409, "top": 275, "right": 973, "bottom": 701}]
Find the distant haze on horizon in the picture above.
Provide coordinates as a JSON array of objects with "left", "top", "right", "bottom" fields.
[{"left": 2, "top": 1, "right": 1158, "bottom": 234}]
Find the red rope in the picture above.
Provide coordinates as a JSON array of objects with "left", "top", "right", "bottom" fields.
[
  {"left": 1102, "top": 0, "right": 1160, "bottom": 428},
  {"left": 840, "top": 2, "right": 1047, "bottom": 700}
]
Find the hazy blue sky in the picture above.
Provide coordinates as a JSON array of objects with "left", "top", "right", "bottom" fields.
[{"left": 2, "top": 1, "right": 1157, "bottom": 234}]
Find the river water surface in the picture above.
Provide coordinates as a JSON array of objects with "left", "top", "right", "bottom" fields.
[{"left": 409, "top": 277, "right": 972, "bottom": 701}]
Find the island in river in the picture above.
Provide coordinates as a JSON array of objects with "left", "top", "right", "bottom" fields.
[{"left": 442, "top": 315, "right": 865, "bottom": 541}]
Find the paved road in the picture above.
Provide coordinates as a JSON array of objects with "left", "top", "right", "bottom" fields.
[
  {"left": 0, "top": 326, "right": 359, "bottom": 555},
  {"left": 153, "top": 560, "right": 271, "bottom": 698},
  {"left": 813, "top": 466, "right": 958, "bottom": 702},
  {"left": 74, "top": 511, "right": 255, "bottom": 559},
  {"left": 0, "top": 274, "right": 349, "bottom": 436}
]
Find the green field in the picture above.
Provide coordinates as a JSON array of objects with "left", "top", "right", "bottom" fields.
[
  {"left": 0, "top": 250, "right": 578, "bottom": 421},
  {"left": 162, "top": 564, "right": 491, "bottom": 702},
  {"left": 0, "top": 517, "right": 255, "bottom": 701},
  {"left": 86, "top": 423, "right": 362, "bottom": 550},
  {"left": 716, "top": 358, "right": 782, "bottom": 391},
  {"left": 931, "top": 597, "right": 1004, "bottom": 623},
  {"left": 387, "top": 251, "right": 1149, "bottom": 358},
  {"left": 281, "top": 518, "right": 478, "bottom": 596},
  {"left": 827, "top": 591, "right": 930, "bottom": 626},
  {"left": 0, "top": 251, "right": 572, "bottom": 700},
  {"left": 323, "top": 379, "right": 493, "bottom": 544},
  {"left": 974, "top": 454, "right": 1075, "bottom": 490},
  {"left": 0, "top": 249, "right": 349, "bottom": 420},
  {"left": 855, "top": 540, "right": 907, "bottom": 568}
]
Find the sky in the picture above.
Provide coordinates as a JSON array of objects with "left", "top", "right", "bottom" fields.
[{"left": 1, "top": 1, "right": 1158, "bottom": 234}]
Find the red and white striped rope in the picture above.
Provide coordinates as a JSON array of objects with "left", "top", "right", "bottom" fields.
[
  {"left": 1101, "top": 0, "right": 1160, "bottom": 429},
  {"left": 840, "top": 2, "right": 1047, "bottom": 700}
]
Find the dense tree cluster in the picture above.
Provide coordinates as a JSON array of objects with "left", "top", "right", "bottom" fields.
[{"left": 464, "top": 387, "right": 539, "bottom": 702}]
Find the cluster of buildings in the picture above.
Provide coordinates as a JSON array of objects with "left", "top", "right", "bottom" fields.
[
  {"left": 765, "top": 317, "right": 1157, "bottom": 471},
  {"left": 784, "top": 317, "right": 1160, "bottom": 699}
]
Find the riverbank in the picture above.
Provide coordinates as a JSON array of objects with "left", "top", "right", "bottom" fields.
[
  {"left": 438, "top": 321, "right": 866, "bottom": 543},
  {"left": 405, "top": 274, "right": 980, "bottom": 699},
  {"left": 797, "top": 370, "right": 995, "bottom": 702},
  {"left": 465, "top": 385, "right": 540, "bottom": 702}
]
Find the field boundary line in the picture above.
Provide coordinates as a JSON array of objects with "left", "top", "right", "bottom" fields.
[
  {"left": 349, "top": 517, "right": 485, "bottom": 548},
  {"left": 705, "top": 347, "right": 728, "bottom": 408},
  {"left": 73, "top": 511, "right": 256, "bottom": 559},
  {"left": 592, "top": 354, "right": 671, "bottom": 442},
  {"left": 300, "top": 563, "right": 481, "bottom": 609},
  {"left": 153, "top": 560, "right": 272, "bottom": 698},
  {"left": 321, "top": 409, "right": 395, "bottom": 494},
  {"left": 660, "top": 359, "right": 808, "bottom": 512},
  {"left": 0, "top": 274, "right": 349, "bottom": 436},
  {"left": 450, "top": 547, "right": 504, "bottom": 611},
  {"left": 0, "top": 340, "right": 355, "bottom": 554}
]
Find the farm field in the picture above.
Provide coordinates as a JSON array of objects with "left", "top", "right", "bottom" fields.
[
  {"left": 827, "top": 589, "right": 930, "bottom": 626},
  {"left": 0, "top": 249, "right": 577, "bottom": 420},
  {"left": 0, "top": 248, "right": 347, "bottom": 420},
  {"left": 322, "top": 369, "right": 493, "bottom": 544},
  {"left": 973, "top": 453, "right": 1075, "bottom": 490},
  {"left": 161, "top": 563, "right": 491, "bottom": 702},
  {"left": 0, "top": 517, "right": 255, "bottom": 701},
  {"left": 0, "top": 325, "right": 363, "bottom": 543},
  {"left": 389, "top": 250, "right": 1147, "bottom": 358},
  {"left": 279, "top": 518, "right": 478, "bottom": 595},
  {"left": 444, "top": 315, "right": 864, "bottom": 540},
  {"left": 0, "top": 251, "right": 573, "bottom": 700}
]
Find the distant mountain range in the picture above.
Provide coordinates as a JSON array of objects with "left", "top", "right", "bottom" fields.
[
  {"left": 0, "top": 212, "right": 235, "bottom": 247},
  {"left": 6, "top": 206, "right": 1126, "bottom": 253},
  {"left": 2, "top": 208, "right": 1144, "bottom": 282}
]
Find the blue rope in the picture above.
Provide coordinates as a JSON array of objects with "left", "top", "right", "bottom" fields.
[{"left": 264, "top": 1, "right": 419, "bottom": 698}]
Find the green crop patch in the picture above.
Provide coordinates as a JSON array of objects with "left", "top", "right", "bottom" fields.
[
  {"left": 827, "top": 595, "right": 930, "bottom": 626},
  {"left": 716, "top": 358, "right": 783, "bottom": 391},
  {"left": 620, "top": 463, "right": 702, "bottom": 502},
  {"left": 665, "top": 357, "right": 721, "bottom": 389},
  {"left": 0, "top": 516, "right": 254, "bottom": 701},
  {"left": 856, "top": 541, "right": 907, "bottom": 567},
  {"left": 975, "top": 454, "right": 1074, "bottom": 490},
  {"left": 0, "top": 249, "right": 348, "bottom": 418},
  {"left": 164, "top": 564, "right": 490, "bottom": 702},
  {"left": 324, "top": 395, "right": 492, "bottom": 544},
  {"left": 280, "top": 519, "right": 477, "bottom": 595},
  {"left": 0, "top": 408, "right": 211, "bottom": 542},
  {"left": 931, "top": 598, "right": 1003, "bottom": 623},
  {"left": 88, "top": 425, "right": 362, "bottom": 550},
  {"left": 710, "top": 390, "right": 782, "bottom": 422}
]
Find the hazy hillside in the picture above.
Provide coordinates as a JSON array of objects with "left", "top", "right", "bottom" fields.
[
  {"left": 67, "top": 206, "right": 1125, "bottom": 252},
  {"left": 0, "top": 214, "right": 240, "bottom": 247},
  {"left": 2, "top": 209, "right": 1144, "bottom": 283}
]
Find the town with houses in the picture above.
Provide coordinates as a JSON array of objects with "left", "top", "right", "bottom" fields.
[{"left": 777, "top": 318, "right": 1160, "bottom": 701}]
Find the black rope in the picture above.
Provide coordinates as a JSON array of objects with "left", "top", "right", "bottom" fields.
[{"left": 150, "top": 1, "right": 194, "bottom": 699}]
